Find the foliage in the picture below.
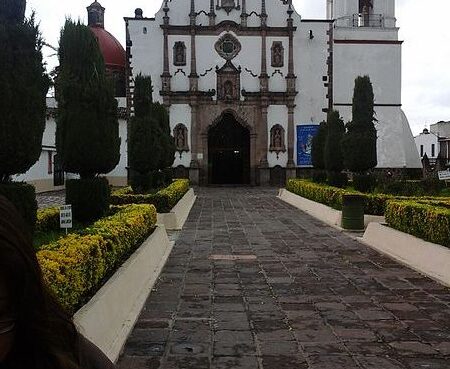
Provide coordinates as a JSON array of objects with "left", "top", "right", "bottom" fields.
[
  {"left": 111, "top": 179, "right": 190, "bottom": 213},
  {"left": 66, "top": 177, "right": 110, "bottom": 222},
  {"left": 37, "top": 204, "right": 157, "bottom": 312},
  {"left": 376, "top": 178, "right": 445, "bottom": 197},
  {"left": 353, "top": 173, "right": 377, "bottom": 193},
  {"left": 311, "top": 121, "right": 327, "bottom": 170},
  {"left": 36, "top": 206, "right": 60, "bottom": 233},
  {"left": 129, "top": 75, "right": 175, "bottom": 191},
  {"left": 0, "top": 182, "right": 37, "bottom": 231},
  {"left": 0, "top": 8, "right": 50, "bottom": 181},
  {"left": 327, "top": 172, "right": 348, "bottom": 188},
  {"left": 386, "top": 201, "right": 450, "bottom": 247},
  {"left": 0, "top": 0, "right": 26, "bottom": 24},
  {"left": 342, "top": 75, "right": 377, "bottom": 173},
  {"left": 312, "top": 170, "right": 327, "bottom": 184},
  {"left": 287, "top": 179, "right": 394, "bottom": 216},
  {"left": 55, "top": 19, "right": 120, "bottom": 179},
  {"left": 324, "top": 111, "right": 345, "bottom": 173}
]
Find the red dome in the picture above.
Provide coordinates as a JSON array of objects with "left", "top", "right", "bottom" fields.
[{"left": 90, "top": 26, "right": 126, "bottom": 70}]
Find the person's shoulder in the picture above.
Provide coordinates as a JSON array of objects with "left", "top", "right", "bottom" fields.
[{"left": 78, "top": 334, "right": 116, "bottom": 369}]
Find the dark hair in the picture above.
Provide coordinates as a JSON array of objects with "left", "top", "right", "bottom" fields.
[{"left": 0, "top": 196, "right": 80, "bottom": 368}]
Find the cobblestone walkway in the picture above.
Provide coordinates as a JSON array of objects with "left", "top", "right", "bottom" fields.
[
  {"left": 36, "top": 190, "right": 65, "bottom": 209},
  {"left": 118, "top": 188, "right": 450, "bottom": 369}
]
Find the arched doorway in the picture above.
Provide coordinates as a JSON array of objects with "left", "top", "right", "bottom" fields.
[{"left": 208, "top": 112, "right": 250, "bottom": 185}]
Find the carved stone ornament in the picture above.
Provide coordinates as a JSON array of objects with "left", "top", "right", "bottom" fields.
[
  {"left": 174, "top": 124, "right": 189, "bottom": 158},
  {"left": 173, "top": 42, "right": 186, "bottom": 66},
  {"left": 271, "top": 42, "right": 284, "bottom": 68},
  {"left": 215, "top": 33, "right": 241, "bottom": 61},
  {"left": 216, "top": 60, "right": 241, "bottom": 101},
  {"left": 216, "top": 0, "right": 241, "bottom": 15},
  {"left": 269, "top": 124, "right": 286, "bottom": 159}
]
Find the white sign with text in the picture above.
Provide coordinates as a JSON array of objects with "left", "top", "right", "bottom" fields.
[
  {"left": 60, "top": 205, "right": 73, "bottom": 229},
  {"left": 438, "top": 171, "right": 450, "bottom": 181}
]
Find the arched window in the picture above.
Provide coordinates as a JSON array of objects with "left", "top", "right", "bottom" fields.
[
  {"left": 269, "top": 124, "right": 286, "bottom": 159},
  {"left": 173, "top": 124, "right": 189, "bottom": 157}
]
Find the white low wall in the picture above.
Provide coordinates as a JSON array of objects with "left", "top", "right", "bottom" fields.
[
  {"left": 157, "top": 188, "right": 196, "bottom": 230},
  {"left": 74, "top": 225, "right": 173, "bottom": 363},
  {"left": 278, "top": 189, "right": 385, "bottom": 229},
  {"left": 362, "top": 223, "right": 450, "bottom": 287}
]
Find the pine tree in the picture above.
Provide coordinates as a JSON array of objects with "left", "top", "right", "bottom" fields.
[
  {"left": 56, "top": 20, "right": 120, "bottom": 179},
  {"left": 0, "top": 0, "right": 49, "bottom": 182},
  {"left": 311, "top": 121, "right": 327, "bottom": 170},
  {"left": 128, "top": 75, "right": 162, "bottom": 192},
  {"left": 342, "top": 75, "right": 378, "bottom": 173}
]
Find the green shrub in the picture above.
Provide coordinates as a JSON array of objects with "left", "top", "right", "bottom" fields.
[
  {"left": 0, "top": 182, "right": 37, "bottom": 231},
  {"left": 386, "top": 201, "right": 450, "bottom": 247},
  {"left": 353, "top": 173, "right": 377, "bottom": 193},
  {"left": 327, "top": 172, "right": 348, "bottom": 188},
  {"left": 36, "top": 207, "right": 60, "bottom": 233},
  {"left": 286, "top": 179, "right": 391, "bottom": 216},
  {"left": 111, "top": 179, "right": 190, "bottom": 213},
  {"left": 311, "top": 121, "right": 327, "bottom": 170},
  {"left": 66, "top": 178, "right": 110, "bottom": 222},
  {"left": 312, "top": 170, "right": 327, "bottom": 184},
  {"left": 37, "top": 204, "right": 157, "bottom": 312}
]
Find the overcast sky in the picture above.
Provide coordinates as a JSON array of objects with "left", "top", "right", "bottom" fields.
[{"left": 26, "top": 0, "right": 450, "bottom": 136}]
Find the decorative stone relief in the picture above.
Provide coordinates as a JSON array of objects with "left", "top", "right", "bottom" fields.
[
  {"left": 215, "top": 33, "right": 241, "bottom": 61},
  {"left": 216, "top": 0, "right": 240, "bottom": 14},
  {"left": 271, "top": 42, "right": 284, "bottom": 68},
  {"left": 174, "top": 123, "right": 189, "bottom": 157},
  {"left": 216, "top": 60, "right": 241, "bottom": 101},
  {"left": 173, "top": 42, "right": 186, "bottom": 66},
  {"left": 269, "top": 124, "right": 286, "bottom": 158}
]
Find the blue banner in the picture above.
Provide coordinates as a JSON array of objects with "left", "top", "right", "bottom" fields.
[{"left": 297, "top": 124, "right": 320, "bottom": 166}]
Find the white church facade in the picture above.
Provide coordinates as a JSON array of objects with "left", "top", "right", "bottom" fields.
[
  {"left": 125, "top": 0, "right": 420, "bottom": 185},
  {"left": 19, "top": 0, "right": 421, "bottom": 190}
]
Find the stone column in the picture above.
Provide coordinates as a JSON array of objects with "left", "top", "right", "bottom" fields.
[
  {"left": 161, "top": 2, "right": 171, "bottom": 106},
  {"left": 241, "top": 0, "right": 248, "bottom": 27}
]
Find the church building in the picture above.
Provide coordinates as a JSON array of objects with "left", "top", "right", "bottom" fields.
[{"left": 125, "top": 0, "right": 421, "bottom": 185}]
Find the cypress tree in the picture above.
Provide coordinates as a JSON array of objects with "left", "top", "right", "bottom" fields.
[
  {"left": 128, "top": 75, "right": 162, "bottom": 193},
  {"left": 311, "top": 121, "right": 327, "bottom": 170},
  {"left": 56, "top": 20, "right": 120, "bottom": 179},
  {"left": 152, "top": 103, "right": 176, "bottom": 170},
  {"left": 324, "top": 111, "right": 345, "bottom": 173},
  {"left": 0, "top": 0, "right": 49, "bottom": 182},
  {"left": 342, "top": 75, "right": 378, "bottom": 173}
]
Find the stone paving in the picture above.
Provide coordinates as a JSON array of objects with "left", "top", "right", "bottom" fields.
[
  {"left": 36, "top": 190, "right": 65, "bottom": 209},
  {"left": 118, "top": 188, "right": 450, "bottom": 369}
]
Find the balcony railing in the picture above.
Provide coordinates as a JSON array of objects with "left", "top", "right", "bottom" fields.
[{"left": 352, "top": 13, "right": 383, "bottom": 28}]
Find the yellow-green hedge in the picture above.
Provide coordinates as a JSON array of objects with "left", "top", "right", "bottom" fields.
[
  {"left": 36, "top": 207, "right": 60, "bottom": 233},
  {"left": 37, "top": 204, "right": 157, "bottom": 312},
  {"left": 111, "top": 179, "right": 190, "bottom": 213},
  {"left": 386, "top": 201, "right": 450, "bottom": 247},
  {"left": 286, "top": 179, "right": 395, "bottom": 216}
]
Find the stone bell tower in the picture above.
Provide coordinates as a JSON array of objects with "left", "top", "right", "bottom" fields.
[
  {"left": 87, "top": 1, "right": 105, "bottom": 28},
  {"left": 329, "top": 0, "right": 396, "bottom": 28}
]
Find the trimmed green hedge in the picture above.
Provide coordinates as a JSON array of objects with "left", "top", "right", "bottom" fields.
[
  {"left": 36, "top": 207, "right": 60, "bottom": 233},
  {"left": 110, "top": 179, "right": 189, "bottom": 213},
  {"left": 37, "top": 204, "right": 157, "bottom": 312},
  {"left": 0, "top": 182, "right": 37, "bottom": 231},
  {"left": 286, "top": 179, "right": 391, "bottom": 215},
  {"left": 386, "top": 201, "right": 450, "bottom": 247}
]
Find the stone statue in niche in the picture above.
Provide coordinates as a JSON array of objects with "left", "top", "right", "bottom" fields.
[
  {"left": 173, "top": 42, "right": 186, "bottom": 66},
  {"left": 269, "top": 124, "right": 286, "bottom": 159},
  {"left": 271, "top": 42, "right": 284, "bottom": 68},
  {"left": 173, "top": 124, "right": 189, "bottom": 157},
  {"left": 224, "top": 81, "right": 233, "bottom": 100},
  {"left": 221, "top": 0, "right": 235, "bottom": 7}
]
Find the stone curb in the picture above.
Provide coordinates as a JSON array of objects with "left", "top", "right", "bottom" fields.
[{"left": 74, "top": 225, "right": 173, "bottom": 363}]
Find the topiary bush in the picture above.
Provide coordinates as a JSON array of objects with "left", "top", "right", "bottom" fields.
[
  {"left": 353, "top": 173, "right": 377, "bottom": 193},
  {"left": 311, "top": 120, "right": 327, "bottom": 171},
  {"left": 0, "top": 182, "right": 37, "bottom": 231},
  {"left": 66, "top": 178, "right": 110, "bottom": 223},
  {"left": 327, "top": 172, "right": 348, "bottom": 188}
]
